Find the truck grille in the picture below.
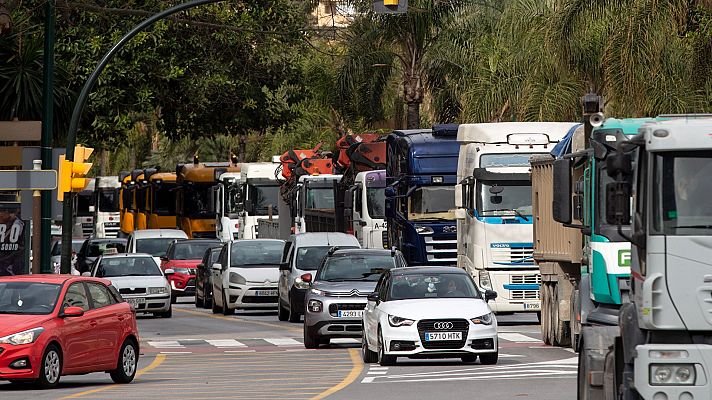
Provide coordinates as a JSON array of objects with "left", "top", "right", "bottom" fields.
[
  {"left": 417, "top": 319, "right": 469, "bottom": 350},
  {"left": 491, "top": 244, "right": 534, "bottom": 266},
  {"left": 510, "top": 290, "right": 539, "bottom": 300},
  {"left": 510, "top": 275, "right": 541, "bottom": 285},
  {"left": 424, "top": 237, "right": 457, "bottom": 264},
  {"left": 104, "top": 222, "right": 120, "bottom": 238}
]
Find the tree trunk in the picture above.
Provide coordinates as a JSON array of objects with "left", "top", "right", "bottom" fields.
[
  {"left": 406, "top": 101, "right": 420, "bottom": 129},
  {"left": 100, "top": 149, "right": 109, "bottom": 176},
  {"left": 237, "top": 135, "right": 247, "bottom": 163}
]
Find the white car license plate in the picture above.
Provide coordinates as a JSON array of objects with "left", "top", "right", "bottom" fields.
[
  {"left": 424, "top": 332, "right": 462, "bottom": 341},
  {"left": 337, "top": 310, "right": 363, "bottom": 318},
  {"left": 523, "top": 302, "right": 540, "bottom": 310},
  {"left": 255, "top": 290, "right": 277, "bottom": 296},
  {"left": 126, "top": 297, "right": 146, "bottom": 306}
]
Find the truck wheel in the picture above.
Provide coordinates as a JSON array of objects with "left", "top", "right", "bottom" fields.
[
  {"left": 570, "top": 289, "right": 581, "bottom": 351},
  {"left": 540, "top": 283, "right": 552, "bottom": 345},
  {"left": 278, "top": 298, "right": 289, "bottom": 321},
  {"left": 552, "top": 283, "right": 571, "bottom": 347}
]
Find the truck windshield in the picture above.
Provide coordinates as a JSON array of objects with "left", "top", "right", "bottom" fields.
[
  {"left": 409, "top": 186, "right": 455, "bottom": 219},
  {"left": 154, "top": 183, "right": 176, "bottom": 215},
  {"left": 183, "top": 183, "right": 214, "bottom": 218},
  {"left": 306, "top": 188, "right": 335, "bottom": 210},
  {"left": 367, "top": 188, "right": 385, "bottom": 219},
  {"left": 653, "top": 151, "right": 712, "bottom": 235},
  {"left": 76, "top": 191, "right": 93, "bottom": 216},
  {"left": 224, "top": 182, "right": 243, "bottom": 216},
  {"left": 248, "top": 184, "right": 280, "bottom": 216},
  {"left": 477, "top": 181, "right": 532, "bottom": 216},
  {"left": 98, "top": 189, "right": 119, "bottom": 212}
]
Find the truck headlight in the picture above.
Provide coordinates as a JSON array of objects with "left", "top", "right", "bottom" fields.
[
  {"left": 650, "top": 364, "right": 696, "bottom": 385},
  {"left": 148, "top": 287, "right": 166, "bottom": 295},
  {"left": 479, "top": 271, "right": 492, "bottom": 289},
  {"left": 415, "top": 226, "right": 433, "bottom": 235},
  {"left": 0, "top": 327, "right": 44, "bottom": 345},
  {"left": 229, "top": 273, "right": 246, "bottom": 285}
]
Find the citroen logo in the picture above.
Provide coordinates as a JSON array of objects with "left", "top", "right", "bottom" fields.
[
  {"left": 264, "top": 280, "right": 271, "bottom": 285},
  {"left": 350, "top": 289, "right": 360, "bottom": 296}
]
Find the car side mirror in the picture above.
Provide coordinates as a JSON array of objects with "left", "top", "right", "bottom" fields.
[
  {"left": 300, "top": 273, "right": 312, "bottom": 283},
  {"left": 81, "top": 272, "right": 91, "bottom": 277},
  {"left": 367, "top": 292, "right": 380, "bottom": 303},
  {"left": 211, "top": 263, "right": 222, "bottom": 271},
  {"left": 160, "top": 255, "right": 169, "bottom": 261},
  {"left": 279, "top": 262, "right": 291, "bottom": 272},
  {"left": 484, "top": 290, "right": 497, "bottom": 302},
  {"left": 62, "top": 306, "right": 84, "bottom": 318},
  {"left": 164, "top": 268, "right": 175, "bottom": 275}
]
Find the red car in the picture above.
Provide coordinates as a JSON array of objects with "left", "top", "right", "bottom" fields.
[
  {"left": 0, "top": 275, "right": 139, "bottom": 388},
  {"left": 160, "top": 239, "right": 221, "bottom": 303}
]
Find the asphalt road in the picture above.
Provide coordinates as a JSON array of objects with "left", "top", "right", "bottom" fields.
[{"left": 0, "top": 299, "right": 576, "bottom": 399}]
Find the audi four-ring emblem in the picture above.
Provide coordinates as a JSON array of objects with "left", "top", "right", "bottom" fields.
[{"left": 433, "top": 322, "right": 453, "bottom": 330}]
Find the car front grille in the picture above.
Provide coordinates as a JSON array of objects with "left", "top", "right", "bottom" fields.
[
  {"left": 328, "top": 303, "right": 365, "bottom": 317},
  {"left": 119, "top": 288, "right": 146, "bottom": 295},
  {"left": 417, "top": 319, "right": 469, "bottom": 350}
]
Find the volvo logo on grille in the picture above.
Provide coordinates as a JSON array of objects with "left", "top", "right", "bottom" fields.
[
  {"left": 433, "top": 321, "right": 453, "bottom": 330},
  {"left": 442, "top": 226, "right": 456, "bottom": 233}
]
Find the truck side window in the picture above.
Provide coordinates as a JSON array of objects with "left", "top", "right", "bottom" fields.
[{"left": 354, "top": 187, "right": 362, "bottom": 217}]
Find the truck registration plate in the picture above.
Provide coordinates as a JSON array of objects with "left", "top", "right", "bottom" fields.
[
  {"left": 255, "top": 290, "right": 277, "bottom": 297},
  {"left": 424, "top": 332, "right": 462, "bottom": 341},
  {"left": 523, "top": 302, "right": 540, "bottom": 310},
  {"left": 337, "top": 310, "right": 363, "bottom": 318}
]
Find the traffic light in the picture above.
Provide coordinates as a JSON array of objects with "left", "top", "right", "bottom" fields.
[
  {"left": 374, "top": 0, "right": 407, "bottom": 14},
  {"left": 57, "top": 145, "right": 94, "bottom": 201}
]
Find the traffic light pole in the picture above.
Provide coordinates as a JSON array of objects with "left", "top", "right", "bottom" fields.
[
  {"left": 41, "top": 0, "right": 55, "bottom": 273},
  {"left": 59, "top": 0, "right": 224, "bottom": 273}
]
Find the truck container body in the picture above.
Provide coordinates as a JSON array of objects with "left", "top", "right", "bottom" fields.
[
  {"left": 385, "top": 126, "right": 460, "bottom": 266},
  {"left": 572, "top": 116, "right": 712, "bottom": 399},
  {"left": 93, "top": 176, "right": 121, "bottom": 238},
  {"left": 455, "top": 122, "right": 577, "bottom": 314},
  {"left": 238, "top": 162, "right": 280, "bottom": 239}
]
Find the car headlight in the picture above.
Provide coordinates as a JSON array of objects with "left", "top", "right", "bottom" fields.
[
  {"left": 479, "top": 271, "right": 492, "bottom": 290},
  {"left": 471, "top": 313, "right": 493, "bottom": 325},
  {"left": 388, "top": 315, "right": 415, "bottom": 327},
  {"left": 650, "top": 364, "right": 696, "bottom": 386},
  {"left": 173, "top": 268, "right": 190, "bottom": 274},
  {"left": 229, "top": 272, "right": 246, "bottom": 285},
  {"left": 415, "top": 226, "right": 433, "bottom": 235},
  {"left": 0, "top": 327, "right": 45, "bottom": 345},
  {"left": 148, "top": 287, "right": 166, "bottom": 295},
  {"left": 310, "top": 288, "right": 325, "bottom": 296},
  {"left": 307, "top": 300, "right": 323, "bottom": 313}
]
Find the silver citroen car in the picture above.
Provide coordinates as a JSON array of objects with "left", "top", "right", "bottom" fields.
[{"left": 303, "top": 248, "right": 406, "bottom": 348}]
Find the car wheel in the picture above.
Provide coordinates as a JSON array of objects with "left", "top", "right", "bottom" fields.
[
  {"left": 195, "top": 291, "right": 203, "bottom": 308},
  {"left": 35, "top": 344, "right": 62, "bottom": 389},
  {"left": 277, "top": 298, "right": 289, "bottom": 321},
  {"left": 212, "top": 291, "right": 222, "bottom": 314},
  {"left": 303, "top": 324, "right": 319, "bottom": 349},
  {"left": 159, "top": 306, "right": 173, "bottom": 318},
  {"left": 203, "top": 289, "right": 212, "bottom": 309},
  {"left": 461, "top": 354, "right": 478, "bottom": 363},
  {"left": 287, "top": 295, "right": 300, "bottom": 323},
  {"left": 110, "top": 339, "right": 138, "bottom": 384},
  {"left": 377, "top": 328, "right": 396, "bottom": 366},
  {"left": 362, "top": 331, "right": 377, "bottom": 363},
  {"left": 170, "top": 294, "right": 177, "bottom": 304},
  {"left": 479, "top": 351, "right": 498, "bottom": 365},
  {"left": 222, "top": 291, "right": 235, "bottom": 316}
]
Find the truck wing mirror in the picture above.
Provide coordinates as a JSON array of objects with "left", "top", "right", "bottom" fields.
[
  {"left": 552, "top": 159, "right": 572, "bottom": 224},
  {"left": 384, "top": 186, "right": 396, "bottom": 198},
  {"left": 606, "top": 152, "right": 632, "bottom": 178},
  {"left": 605, "top": 182, "right": 631, "bottom": 225}
]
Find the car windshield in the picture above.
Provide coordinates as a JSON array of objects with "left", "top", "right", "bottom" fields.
[
  {"left": 389, "top": 273, "right": 480, "bottom": 300},
  {"left": 653, "top": 151, "right": 712, "bottom": 235},
  {"left": 96, "top": 257, "right": 162, "bottom": 277},
  {"left": 174, "top": 241, "right": 220, "bottom": 260},
  {"left": 98, "top": 188, "right": 119, "bottom": 212},
  {"left": 136, "top": 238, "right": 176, "bottom": 257},
  {"left": 318, "top": 254, "right": 395, "bottom": 282},
  {"left": 477, "top": 181, "right": 532, "bottom": 217},
  {"left": 296, "top": 246, "right": 334, "bottom": 270},
  {"left": 231, "top": 241, "right": 283, "bottom": 267},
  {"left": 51, "top": 241, "right": 84, "bottom": 256},
  {"left": 367, "top": 188, "right": 385, "bottom": 219},
  {"left": 409, "top": 186, "right": 455, "bottom": 218},
  {"left": 0, "top": 282, "right": 61, "bottom": 314},
  {"left": 87, "top": 241, "right": 126, "bottom": 257},
  {"left": 247, "top": 184, "right": 280, "bottom": 216},
  {"left": 154, "top": 183, "right": 176, "bottom": 216}
]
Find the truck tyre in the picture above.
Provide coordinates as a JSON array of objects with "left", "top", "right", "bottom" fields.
[
  {"left": 541, "top": 283, "right": 552, "bottom": 345},
  {"left": 278, "top": 298, "right": 289, "bottom": 321},
  {"left": 552, "top": 283, "right": 571, "bottom": 347},
  {"left": 570, "top": 288, "right": 581, "bottom": 351}
]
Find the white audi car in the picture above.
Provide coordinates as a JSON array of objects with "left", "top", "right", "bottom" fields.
[{"left": 362, "top": 266, "right": 499, "bottom": 366}]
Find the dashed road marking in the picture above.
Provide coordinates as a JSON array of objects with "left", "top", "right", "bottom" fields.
[
  {"left": 263, "top": 338, "right": 302, "bottom": 346},
  {"left": 147, "top": 340, "right": 184, "bottom": 348},
  {"left": 206, "top": 339, "right": 247, "bottom": 347},
  {"left": 498, "top": 333, "right": 542, "bottom": 343}
]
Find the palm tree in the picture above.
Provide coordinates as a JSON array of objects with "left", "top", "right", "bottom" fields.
[{"left": 337, "top": 0, "right": 471, "bottom": 128}]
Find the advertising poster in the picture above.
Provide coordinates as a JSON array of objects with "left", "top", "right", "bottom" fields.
[{"left": 0, "top": 203, "right": 27, "bottom": 276}]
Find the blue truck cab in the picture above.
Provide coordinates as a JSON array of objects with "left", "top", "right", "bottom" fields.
[{"left": 384, "top": 125, "right": 460, "bottom": 266}]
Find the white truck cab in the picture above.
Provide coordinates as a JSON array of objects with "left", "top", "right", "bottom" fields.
[
  {"left": 214, "top": 171, "right": 243, "bottom": 242},
  {"left": 346, "top": 170, "right": 386, "bottom": 248},
  {"left": 238, "top": 162, "right": 281, "bottom": 239},
  {"left": 294, "top": 174, "right": 342, "bottom": 234},
  {"left": 93, "top": 176, "right": 121, "bottom": 238},
  {"left": 455, "top": 122, "right": 577, "bottom": 313}
]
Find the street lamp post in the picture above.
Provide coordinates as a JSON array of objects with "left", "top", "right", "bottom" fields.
[{"left": 59, "top": 0, "right": 225, "bottom": 273}]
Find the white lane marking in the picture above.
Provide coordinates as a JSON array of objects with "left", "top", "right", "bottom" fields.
[
  {"left": 206, "top": 339, "right": 247, "bottom": 347},
  {"left": 498, "top": 354, "right": 525, "bottom": 358},
  {"left": 498, "top": 333, "right": 541, "bottom": 342},
  {"left": 263, "top": 338, "right": 302, "bottom": 346},
  {"left": 368, "top": 366, "right": 389, "bottom": 370},
  {"left": 225, "top": 350, "right": 257, "bottom": 353},
  {"left": 379, "top": 358, "right": 579, "bottom": 379},
  {"left": 148, "top": 340, "right": 184, "bottom": 348},
  {"left": 367, "top": 371, "right": 388, "bottom": 375},
  {"left": 330, "top": 338, "right": 361, "bottom": 344},
  {"left": 361, "top": 377, "right": 376, "bottom": 383},
  {"left": 160, "top": 351, "right": 192, "bottom": 354}
]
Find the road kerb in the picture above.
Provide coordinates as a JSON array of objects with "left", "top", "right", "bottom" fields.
[
  {"left": 310, "top": 348, "right": 363, "bottom": 400},
  {"left": 60, "top": 353, "right": 166, "bottom": 399}
]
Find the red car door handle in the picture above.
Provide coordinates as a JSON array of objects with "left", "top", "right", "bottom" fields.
[
  {"left": 117, "top": 315, "right": 125, "bottom": 321},
  {"left": 90, "top": 320, "right": 98, "bottom": 327}
]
